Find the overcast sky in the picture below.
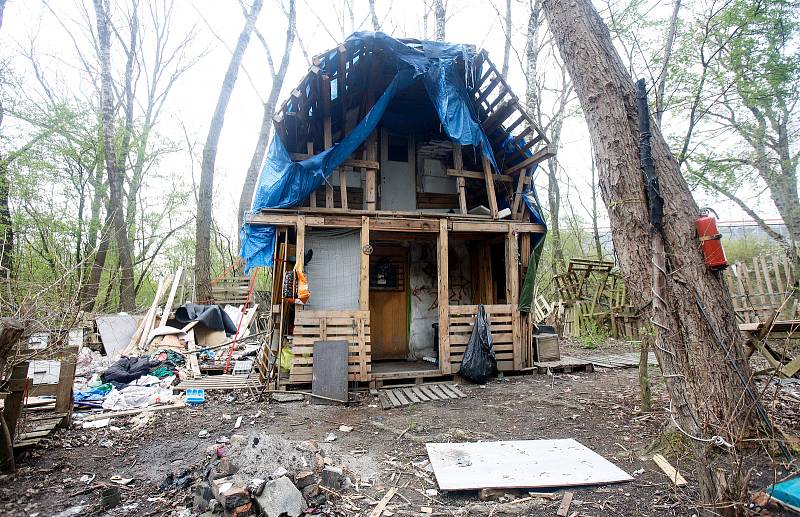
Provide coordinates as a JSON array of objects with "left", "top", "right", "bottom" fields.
[{"left": 1, "top": 0, "right": 780, "bottom": 240}]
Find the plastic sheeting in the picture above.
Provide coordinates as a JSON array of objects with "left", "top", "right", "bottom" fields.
[{"left": 242, "top": 32, "right": 503, "bottom": 273}]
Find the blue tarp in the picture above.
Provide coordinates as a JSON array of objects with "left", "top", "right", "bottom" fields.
[{"left": 241, "top": 32, "right": 545, "bottom": 273}]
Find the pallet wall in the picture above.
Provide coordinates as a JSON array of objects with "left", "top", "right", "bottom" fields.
[
  {"left": 289, "top": 310, "right": 371, "bottom": 383},
  {"left": 448, "top": 304, "right": 515, "bottom": 372}
]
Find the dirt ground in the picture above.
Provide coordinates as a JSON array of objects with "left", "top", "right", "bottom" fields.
[{"left": 1, "top": 343, "right": 798, "bottom": 517}]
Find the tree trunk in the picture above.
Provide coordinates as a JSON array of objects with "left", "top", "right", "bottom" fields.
[
  {"left": 542, "top": 0, "right": 756, "bottom": 511},
  {"left": 655, "top": 0, "right": 681, "bottom": 124},
  {"left": 501, "top": 0, "right": 512, "bottom": 80},
  {"left": 433, "top": 0, "right": 446, "bottom": 41},
  {"left": 589, "top": 157, "right": 604, "bottom": 260},
  {"left": 195, "top": 0, "right": 264, "bottom": 302},
  {"left": 93, "top": 0, "right": 136, "bottom": 312},
  {"left": 237, "top": 0, "right": 295, "bottom": 241},
  {"left": 368, "top": 0, "right": 380, "bottom": 31},
  {"left": 0, "top": 158, "right": 13, "bottom": 277}
]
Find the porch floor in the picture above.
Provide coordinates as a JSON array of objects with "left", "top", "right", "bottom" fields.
[{"left": 371, "top": 360, "right": 440, "bottom": 380}]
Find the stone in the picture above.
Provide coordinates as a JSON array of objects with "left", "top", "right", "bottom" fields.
[
  {"left": 193, "top": 483, "right": 214, "bottom": 511},
  {"left": 270, "top": 466, "right": 288, "bottom": 479},
  {"left": 301, "top": 483, "right": 320, "bottom": 500},
  {"left": 255, "top": 476, "right": 306, "bottom": 517},
  {"left": 218, "top": 458, "right": 238, "bottom": 477},
  {"left": 294, "top": 470, "right": 316, "bottom": 489},
  {"left": 219, "top": 484, "right": 250, "bottom": 510},
  {"left": 320, "top": 466, "right": 346, "bottom": 490},
  {"left": 313, "top": 453, "right": 325, "bottom": 473},
  {"left": 249, "top": 478, "right": 266, "bottom": 497},
  {"left": 272, "top": 392, "right": 305, "bottom": 403}
]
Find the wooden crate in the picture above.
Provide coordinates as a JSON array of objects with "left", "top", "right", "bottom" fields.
[
  {"left": 288, "top": 310, "right": 371, "bottom": 383},
  {"left": 534, "top": 333, "right": 560, "bottom": 362},
  {"left": 448, "top": 304, "right": 515, "bottom": 372}
]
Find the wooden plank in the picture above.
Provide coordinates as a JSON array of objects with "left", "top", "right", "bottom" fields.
[
  {"left": 402, "top": 387, "right": 421, "bottom": 403},
  {"left": 511, "top": 167, "right": 527, "bottom": 217},
  {"left": 448, "top": 384, "right": 467, "bottom": 398},
  {"left": 368, "top": 487, "right": 397, "bottom": 517},
  {"left": 456, "top": 177, "right": 467, "bottom": 214},
  {"left": 360, "top": 216, "right": 370, "bottom": 310},
  {"left": 506, "top": 229, "right": 522, "bottom": 370},
  {"left": 412, "top": 386, "right": 430, "bottom": 401},
  {"left": 556, "top": 491, "right": 574, "bottom": 517},
  {"left": 295, "top": 215, "right": 306, "bottom": 273},
  {"left": 438, "top": 219, "right": 451, "bottom": 374},
  {"left": 365, "top": 132, "right": 377, "bottom": 210},
  {"left": 502, "top": 144, "right": 556, "bottom": 176},
  {"left": 385, "top": 389, "right": 403, "bottom": 407},
  {"left": 436, "top": 384, "right": 460, "bottom": 399},
  {"left": 393, "top": 389, "right": 410, "bottom": 406},
  {"left": 652, "top": 453, "right": 687, "bottom": 486},
  {"left": 446, "top": 169, "right": 516, "bottom": 183},
  {"left": 378, "top": 391, "right": 393, "bottom": 410},
  {"left": 159, "top": 267, "right": 183, "bottom": 327},
  {"left": 312, "top": 340, "right": 348, "bottom": 404},
  {"left": 480, "top": 151, "right": 499, "bottom": 219},
  {"left": 428, "top": 385, "right": 449, "bottom": 400},
  {"left": 419, "top": 385, "right": 439, "bottom": 400}
]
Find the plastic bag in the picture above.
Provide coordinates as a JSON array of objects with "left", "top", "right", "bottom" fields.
[
  {"left": 282, "top": 269, "right": 310, "bottom": 305},
  {"left": 458, "top": 304, "right": 498, "bottom": 384},
  {"left": 295, "top": 270, "right": 310, "bottom": 304},
  {"left": 280, "top": 345, "right": 293, "bottom": 373}
]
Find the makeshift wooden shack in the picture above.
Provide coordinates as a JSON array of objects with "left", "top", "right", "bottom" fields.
[{"left": 241, "top": 33, "right": 556, "bottom": 387}]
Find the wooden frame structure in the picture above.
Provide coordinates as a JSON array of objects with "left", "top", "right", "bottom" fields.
[{"left": 248, "top": 35, "right": 555, "bottom": 385}]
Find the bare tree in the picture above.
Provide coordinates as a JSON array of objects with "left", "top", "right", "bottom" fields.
[
  {"left": 93, "top": 0, "right": 136, "bottom": 312},
  {"left": 237, "top": 0, "right": 296, "bottom": 237},
  {"left": 501, "top": 0, "right": 512, "bottom": 79},
  {"left": 433, "top": 0, "right": 446, "bottom": 41},
  {"left": 368, "top": 0, "right": 380, "bottom": 31},
  {"left": 195, "top": 0, "right": 264, "bottom": 302},
  {"left": 543, "top": 0, "right": 760, "bottom": 510},
  {"left": 654, "top": 0, "right": 681, "bottom": 124},
  {"left": 0, "top": 0, "right": 6, "bottom": 31}
]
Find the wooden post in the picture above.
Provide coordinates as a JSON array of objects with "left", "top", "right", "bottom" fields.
[
  {"left": 437, "top": 219, "right": 451, "bottom": 374},
  {"left": 506, "top": 227, "right": 522, "bottom": 369},
  {"left": 453, "top": 143, "right": 467, "bottom": 214},
  {"left": 480, "top": 149, "right": 499, "bottom": 219},
  {"left": 295, "top": 215, "right": 306, "bottom": 272},
  {"left": 321, "top": 75, "right": 334, "bottom": 208},
  {"left": 307, "top": 142, "right": 317, "bottom": 208},
  {"left": 360, "top": 216, "right": 370, "bottom": 310},
  {"left": 365, "top": 133, "right": 378, "bottom": 210},
  {"left": 340, "top": 167, "right": 349, "bottom": 209},
  {"left": 55, "top": 346, "right": 78, "bottom": 424},
  {"left": 511, "top": 167, "right": 527, "bottom": 218}
]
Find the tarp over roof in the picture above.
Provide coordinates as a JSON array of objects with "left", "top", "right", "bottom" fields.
[{"left": 240, "top": 32, "right": 547, "bottom": 288}]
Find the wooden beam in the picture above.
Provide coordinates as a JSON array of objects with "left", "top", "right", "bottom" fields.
[
  {"left": 307, "top": 142, "right": 317, "bottom": 208},
  {"left": 291, "top": 154, "right": 380, "bottom": 170},
  {"left": 339, "top": 167, "right": 349, "bottom": 209},
  {"left": 446, "top": 168, "right": 522, "bottom": 184},
  {"left": 321, "top": 74, "right": 334, "bottom": 208},
  {"left": 365, "top": 133, "right": 378, "bottom": 210},
  {"left": 511, "top": 167, "right": 528, "bottom": 217},
  {"left": 506, "top": 228, "right": 521, "bottom": 369},
  {"left": 453, "top": 143, "right": 467, "bottom": 214},
  {"left": 359, "top": 216, "right": 369, "bottom": 310},
  {"left": 437, "top": 219, "right": 450, "bottom": 374},
  {"left": 295, "top": 215, "right": 306, "bottom": 272},
  {"left": 481, "top": 150, "right": 499, "bottom": 219},
  {"left": 502, "top": 144, "right": 557, "bottom": 176}
]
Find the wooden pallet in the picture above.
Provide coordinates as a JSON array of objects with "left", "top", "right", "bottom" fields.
[
  {"left": 529, "top": 357, "right": 594, "bottom": 374},
  {"left": 175, "top": 374, "right": 261, "bottom": 391},
  {"left": 448, "top": 305, "right": 516, "bottom": 372},
  {"left": 13, "top": 412, "right": 68, "bottom": 449},
  {"left": 378, "top": 383, "right": 467, "bottom": 409}
]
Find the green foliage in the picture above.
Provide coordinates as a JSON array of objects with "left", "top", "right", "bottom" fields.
[{"left": 579, "top": 320, "right": 608, "bottom": 349}]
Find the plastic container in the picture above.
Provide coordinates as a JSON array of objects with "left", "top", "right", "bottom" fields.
[{"left": 185, "top": 388, "right": 205, "bottom": 405}]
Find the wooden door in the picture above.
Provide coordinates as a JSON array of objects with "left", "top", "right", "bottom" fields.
[{"left": 369, "top": 247, "right": 408, "bottom": 360}]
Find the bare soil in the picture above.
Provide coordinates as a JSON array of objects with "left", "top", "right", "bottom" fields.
[{"left": 1, "top": 351, "right": 797, "bottom": 516}]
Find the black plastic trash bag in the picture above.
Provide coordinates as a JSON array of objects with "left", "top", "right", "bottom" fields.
[{"left": 458, "top": 305, "right": 498, "bottom": 384}]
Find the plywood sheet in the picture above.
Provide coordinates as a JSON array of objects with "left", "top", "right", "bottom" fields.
[
  {"left": 312, "top": 340, "right": 348, "bottom": 404},
  {"left": 426, "top": 439, "right": 633, "bottom": 491},
  {"left": 96, "top": 314, "right": 138, "bottom": 357}
]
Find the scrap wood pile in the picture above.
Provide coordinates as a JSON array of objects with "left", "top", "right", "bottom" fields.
[
  {"left": 726, "top": 253, "right": 800, "bottom": 378},
  {"left": 72, "top": 267, "right": 265, "bottom": 420},
  {"left": 552, "top": 258, "right": 642, "bottom": 340}
]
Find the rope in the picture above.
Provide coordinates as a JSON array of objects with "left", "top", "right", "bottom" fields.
[
  {"left": 223, "top": 268, "right": 259, "bottom": 374},
  {"left": 210, "top": 258, "right": 243, "bottom": 287},
  {"left": 669, "top": 400, "right": 734, "bottom": 449}
]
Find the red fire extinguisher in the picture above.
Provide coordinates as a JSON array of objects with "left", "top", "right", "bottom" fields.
[{"left": 695, "top": 208, "right": 728, "bottom": 270}]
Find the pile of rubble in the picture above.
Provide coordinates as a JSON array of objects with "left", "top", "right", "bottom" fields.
[{"left": 186, "top": 433, "right": 356, "bottom": 517}]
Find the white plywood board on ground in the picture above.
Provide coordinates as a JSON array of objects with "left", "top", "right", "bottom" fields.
[{"left": 425, "top": 439, "right": 633, "bottom": 491}]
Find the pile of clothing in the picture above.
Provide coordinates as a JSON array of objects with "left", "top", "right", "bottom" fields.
[{"left": 73, "top": 349, "right": 187, "bottom": 411}]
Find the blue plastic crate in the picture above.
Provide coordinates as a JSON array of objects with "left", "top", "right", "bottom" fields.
[{"left": 185, "top": 388, "right": 205, "bottom": 405}]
